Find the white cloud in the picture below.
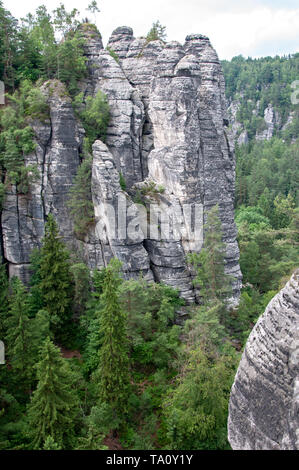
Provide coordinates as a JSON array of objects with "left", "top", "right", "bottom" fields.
[
  {"left": 199, "top": 7, "right": 299, "bottom": 58},
  {"left": 5, "top": 0, "right": 299, "bottom": 59}
]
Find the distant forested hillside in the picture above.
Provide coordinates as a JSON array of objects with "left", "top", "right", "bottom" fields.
[
  {"left": 222, "top": 54, "right": 299, "bottom": 141},
  {"left": 221, "top": 54, "right": 299, "bottom": 341}
]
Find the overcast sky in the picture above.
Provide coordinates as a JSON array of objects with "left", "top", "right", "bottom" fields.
[{"left": 6, "top": 0, "right": 299, "bottom": 60}]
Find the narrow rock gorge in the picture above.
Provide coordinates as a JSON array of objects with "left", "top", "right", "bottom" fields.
[
  {"left": 228, "top": 269, "right": 299, "bottom": 450},
  {"left": 0, "top": 25, "right": 242, "bottom": 303}
]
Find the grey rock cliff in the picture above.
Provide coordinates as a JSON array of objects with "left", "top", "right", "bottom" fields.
[
  {"left": 1, "top": 80, "right": 82, "bottom": 283},
  {"left": 0, "top": 25, "right": 242, "bottom": 303},
  {"left": 228, "top": 269, "right": 299, "bottom": 449}
]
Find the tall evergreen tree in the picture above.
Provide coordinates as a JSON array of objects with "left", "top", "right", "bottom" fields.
[
  {"left": 39, "top": 214, "right": 73, "bottom": 340},
  {"left": 27, "top": 337, "right": 79, "bottom": 449},
  {"left": 0, "top": 1, "right": 18, "bottom": 89},
  {"left": 4, "top": 277, "right": 35, "bottom": 392},
  {"left": 94, "top": 260, "right": 130, "bottom": 417}
]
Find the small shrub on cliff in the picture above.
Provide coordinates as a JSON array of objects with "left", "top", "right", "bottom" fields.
[
  {"left": 106, "top": 46, "right": 120, "bottom": 64},
  {"left": 119, "top": 172, "right": 127, "bottom": 190},
  {"left": 0, "top": 80, "right": 50, "bottom": 193},
  {"left": 146, "top": 21, "right": 167, "bottom": 42},
  {"left": 73, "top": 90, "right": 110, "bottom": 149}
]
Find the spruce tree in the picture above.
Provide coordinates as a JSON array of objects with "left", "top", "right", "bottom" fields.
[
  {"left": 27, "top": 337, "right": 79, "bottom": 449},
  {"left": 39, "top": 214, "right": 73, "bottom": 340},
  {"left": 4, "top": 277, "right": 35, "bottom": 392},
  {"left": 94, "top": 260, "right": 130, "bottom": 417}
]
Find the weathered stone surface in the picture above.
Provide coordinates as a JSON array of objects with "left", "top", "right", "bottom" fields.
[
  {"left": 80, "top": 28, "right": 145, "bottom": 188},
  {"left": 256, "top": 103, "right": 281, "bottom": 141},
  {"left": 1, "top": 80, "right": 82, "bottom": 283},
  {"left": 144, "top": 34, "right": 241, "bottom": 301},
  {"left": 228, "top": 270, "right": 299, "bottom": 449},
  {"left": 91, "top": 139, "right": 153, "bottom": 280},
  {"left": 107, "top": 26, "right": 134, "bottom": 61},
  {"left": 0, "top": 25, "right": 242, "bottom": 303},
  {"left": 228, "top": 98, "right": 293, "bottom": 143}
]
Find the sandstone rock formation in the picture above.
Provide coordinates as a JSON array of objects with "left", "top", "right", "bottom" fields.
[
  {"left": 228, "top": 269, "right": 299, "bottom": 449},
  {"left": 1, "top": 80, "right": 82, "bottom": 283},
  {"left": 0, "top": 25, "right": 242, "bottom": 303},
  {"left": 228, "top": 99, "right": 294, "bottom": 143}
]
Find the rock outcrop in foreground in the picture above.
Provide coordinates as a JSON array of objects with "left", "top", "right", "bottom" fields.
[
  {"left": 0, "top": 25, "right": 242, "bottom": 303},
  {"left": 228, "top": 269, "right": 299, "bottom": 449}
]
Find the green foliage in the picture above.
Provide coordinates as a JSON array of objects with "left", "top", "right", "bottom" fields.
[
  {"left": 146, "top": 21, "right": 167, "bottom": 42},
  {"left": 228, "top": 55, "right": 299, "bottom": 343},
  {"left": 139, "top": 180, "right": 165, "bottom": 197},
  {"left": 4, "top": 277, "right": 35, "bottom": 392},
  {"left": 237, "top": 223, "right": 298, "bottom": 293},
  {"left": 70, "top": 262, "right": 91, "bottom": 315},
  {"left": 67, "top": 156, "right": 95, "bottom": 239},
  {"left": 272, "top": 193, "right": 296, "bottom": 229},
  {"left": 93, "top": 259, "right": 131, "bottom": 418},
  {"left": 87, "top": 1, "right": 100, "bottom": 16},
  {"left": 106, "top": 46, "right": 119, "bottom": 64},
  {"left": 15, "top": 5, "right": 87, "bottom": 95},
  {"left": 222, "top": 53, "right": 299, "bottom": 137},
  {"left": 183, "top": 303, "right": 226, "bottom": 356},
  {"left": 236, "top": 205, "right": 271, "bottom": 231},
  {"left": 56, "top": 35, "right": 87, "bottom": 97},
  {"left": 39, "top": 214, "right": 74, "bottom": 340},
  {"left": 119, "top": 172, "right": 127, "bottom": 191},
  {"left": 28, "top": 248, "right": 44, "bottom": 317},
  {"left": 0, "top": 1, "right": 18, "bottom": 89},
  {"left": 0, "top": 386, "right": 25, "bottom": 450},
  {"left": 0, "top": 80, "right": 45, "bottom": 191},
  {"left": 76, "top": 404, "right": 111, "bottom": 450},
  {"left": 0, "top": 183, "right": 5, "bottom": 210},
  {"left": 162, "top": 347, "right": 237, "bottom": 450},
  {"left": 121, "top": 279, "right": 182, "bottom": 370},
  {"left": 188, "top": 205, "right": 232, "bottom": 309},
  {"left": 43, "top": 436, "right": 62, "bottom": 450},
  {"left": 27, "top": 337, "right": 80, "bottom": 449},
  {"left": 235, "top": 138, "right": 299, "bottom": 209},
  {"left": 53, "top": 4, "right": 80, "bottom": 37},
  {"left": 73, "top": 90, "right": 110, "bottom": 148}
]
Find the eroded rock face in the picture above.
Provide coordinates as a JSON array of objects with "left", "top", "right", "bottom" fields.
[
  {"left": 1, "top": 80, "right": 82, "bottom": 283},
  {"left": 91, "top": 140, "right": 153, "bottom": 280},
  {"left": 228, "top": 270, "right": 299, "bottom": 450},
  {"left": 0, "top": 25, "right": 242, "bottom": 303}
]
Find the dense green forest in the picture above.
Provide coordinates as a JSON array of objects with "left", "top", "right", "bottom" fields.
[
  {"left": 0, "top": 1, "right": 298, "bottom": 450},
  {"left": 222, "top": 54, "right": 299, "bottom": 140},
  {"left": 222, "top": 55, "right": 299, "bottom": 343}
]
